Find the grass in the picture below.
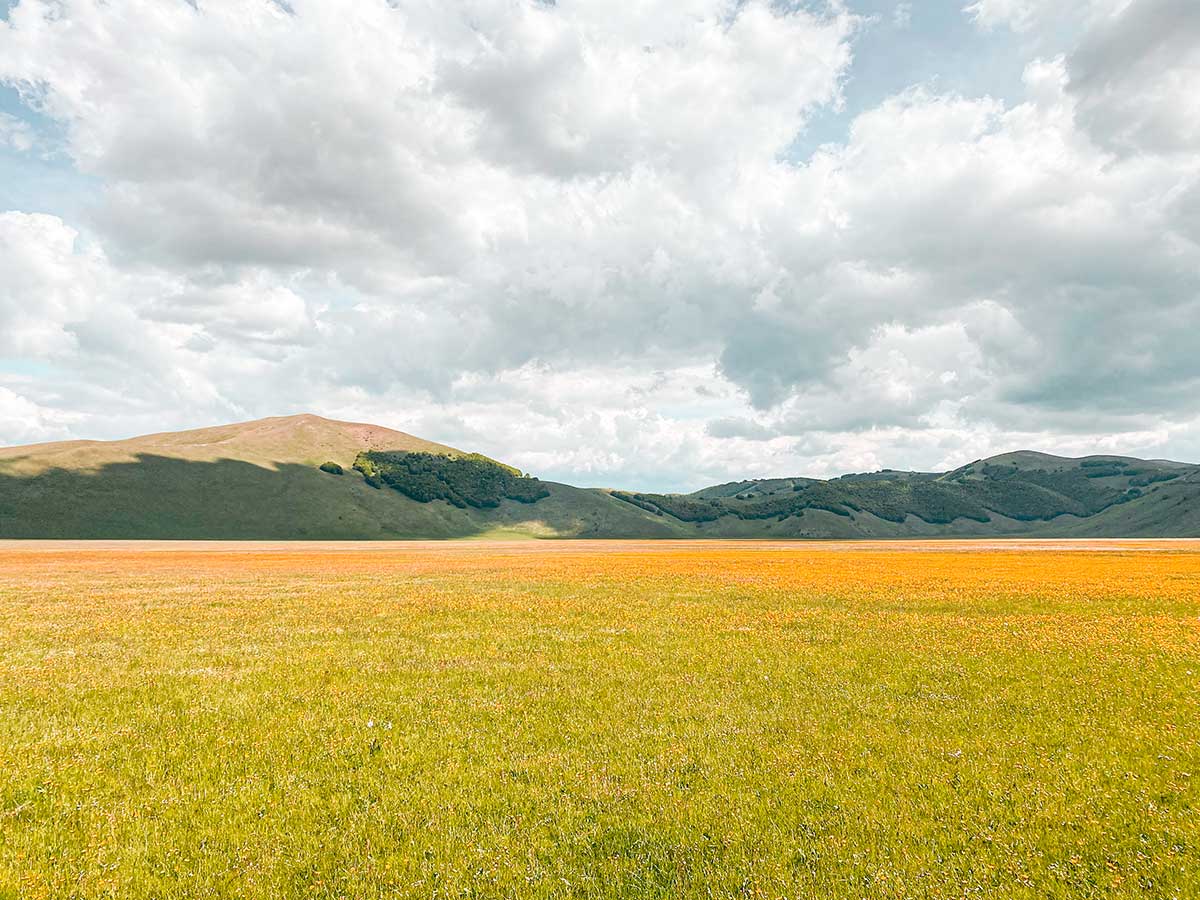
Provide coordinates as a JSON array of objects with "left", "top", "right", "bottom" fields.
[{"left": 1, "top": 540, "right": 1198, "bottom": 899}]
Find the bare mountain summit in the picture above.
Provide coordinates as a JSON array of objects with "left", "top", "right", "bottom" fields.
[{"left": 0, "top": 414, "right": 457, "bottom": 474}]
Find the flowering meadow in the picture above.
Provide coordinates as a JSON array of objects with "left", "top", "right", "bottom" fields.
[{"left": 1, "top": 540, "right": 1197, "bottom": 898}]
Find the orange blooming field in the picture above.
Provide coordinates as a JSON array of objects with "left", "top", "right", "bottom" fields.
[{"left": 1, "top": 540, "right": 1198, "bottom": 899}]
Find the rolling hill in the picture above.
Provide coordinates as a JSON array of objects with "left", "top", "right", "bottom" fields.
[
  {"left": 0, "top": 414, "right": 1197, "bottom": 539},
  {"left": 616, "top": 451, "right": 1200, "bottom": 539},
  {"left": 0, "top": 415, "right": 676, "bottom": 540}
]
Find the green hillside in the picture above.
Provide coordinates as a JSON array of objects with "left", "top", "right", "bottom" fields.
[
  {"left": 615, "top": 454, "right": 1200, "bottom": 539},
  {"left": 0, "top": 414, "right": 1196, "bottom": 539},
  {"left": 0, "top": 415, "right": 674, "bottom": 540}
]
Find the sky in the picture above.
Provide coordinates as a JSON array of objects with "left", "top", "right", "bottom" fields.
[{"left": 0, "top": 0, "right": 1198, "bottom": 492}]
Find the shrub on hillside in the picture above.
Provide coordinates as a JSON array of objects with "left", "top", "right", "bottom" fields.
[{"left": 318, "top": 461, "right": 344, "bottom": 476}]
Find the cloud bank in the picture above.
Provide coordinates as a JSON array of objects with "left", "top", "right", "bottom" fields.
[{"left": 1, "top": 0, "right": 1198, "bottom": 489}]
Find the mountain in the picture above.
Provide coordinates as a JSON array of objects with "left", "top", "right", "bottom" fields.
[{"left": 0, "top": 414, "right": 1197, "bottom": 539}]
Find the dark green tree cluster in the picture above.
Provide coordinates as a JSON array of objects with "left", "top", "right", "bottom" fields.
[
  {"left": 609, "top": 492, "right": 665, "bottom": 516},
  {"left": 353, "top": 451, "right": 549, "bottom": 508},
  {"left": 318, "top": 461, "right": 344, "bottom": 476},
  {"left": 611, "top": 492, "right": 724, "bottom": 522},
  {"left": 1130, "top": 471, "right": 1180, "bottom": 487}
]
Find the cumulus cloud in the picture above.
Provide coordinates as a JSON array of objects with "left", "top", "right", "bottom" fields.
[
  {"left": 0, "top": 0, "right": 855, "bottom": 274},
  {"left": 0, "top": 211, "right": 111, "bottom": 357},
  {"left": 0, "top": 0, "right": 1198, "bottom": 485},
  {"left": 0, "top": 385, "right": 81, "bottom": 445},
  {"left": 1067, "top": 0, "right": 1200, "bottom": 154}
]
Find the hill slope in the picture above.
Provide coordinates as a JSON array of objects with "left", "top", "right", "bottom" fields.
[
  {"left": 0, "top": 415, "right": 676, "bottom": 540},
  {"left": 0, "top": 413, "right": 457, "bottom": 474},
  {"left": 614, "top": 453, "right": 1200, "bottom": 539},
  {"left": 0, "top": 416, "right": 1196, "bottom": 539}
]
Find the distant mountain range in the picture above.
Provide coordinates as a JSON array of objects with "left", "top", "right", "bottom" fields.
[{"left": 1, "top": 414, "right": 1197, "bottom": 539}]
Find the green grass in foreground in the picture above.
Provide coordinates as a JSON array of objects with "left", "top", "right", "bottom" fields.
[{"left": 0, "top": 543, "right": 1198, "bottom": 899}]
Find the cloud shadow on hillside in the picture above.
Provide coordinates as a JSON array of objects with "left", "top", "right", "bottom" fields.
[{"left": 0, "top": 453, "right": 503, "bottom": 540}]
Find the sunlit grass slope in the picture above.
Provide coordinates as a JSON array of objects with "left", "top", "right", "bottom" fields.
[
  {"left": 0, "top": 413, "right": 459, "bottom": 474},
  {"left": 1, "top": 541, "right": 1198, "bottom": 898}
]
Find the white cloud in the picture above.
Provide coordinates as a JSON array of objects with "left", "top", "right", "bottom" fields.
[
  {"left": 0, "top": 212, "right": 99, "bottom": 357},
  {"left": 0, "top": 0, "right": 856, "bottom": 275},
  {"left": 963, "top": 0, "right": 1129, "bottom": 33},
  {"left": 0, "top": 385, "right": 81, "bottom": 446},
  {"left": 0, "top": 0, "right": 1198, "bottom": 484}
]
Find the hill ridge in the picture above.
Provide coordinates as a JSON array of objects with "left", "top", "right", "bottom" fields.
[
  {"left": 0, "top": 417, "right": 1197, "bottom": 539},
  {"left": 0, "top": 413, "right": 460, "bottom": 474}
]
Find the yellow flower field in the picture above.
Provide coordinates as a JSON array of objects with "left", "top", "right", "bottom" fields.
[{"left": 1, "top": 540, "right": 1198, "bottom": 899}]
